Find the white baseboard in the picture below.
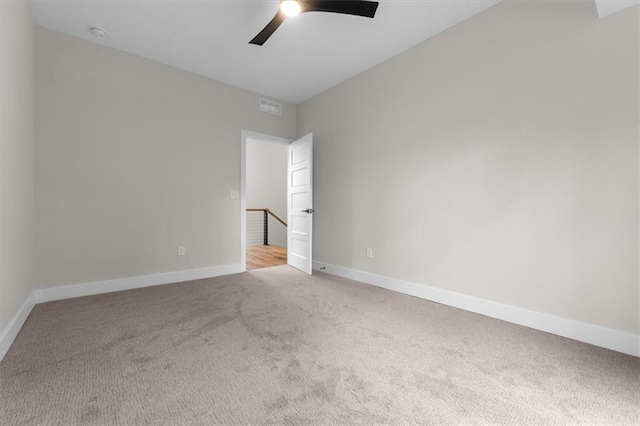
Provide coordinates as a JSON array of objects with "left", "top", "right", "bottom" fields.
[
  {"left": 313, "top": 261, "right": 639, "bottom": 357},
  {"left": 0, "top": 292, "right": 35, "bottom": 362},
  {"left": 35, "top": 264, "right": 245, "bottom": 303},
  {"left": 4, "top": 262, "right": 637, "bottom": 362}
]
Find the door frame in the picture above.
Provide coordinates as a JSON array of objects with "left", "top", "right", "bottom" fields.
[{"left": 240, "top": 130, "right": 292, "bottom": 270}]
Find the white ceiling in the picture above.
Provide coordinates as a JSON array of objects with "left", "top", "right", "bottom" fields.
[{"left": 29, "top": 0, "right": 501, "bottom": 104}]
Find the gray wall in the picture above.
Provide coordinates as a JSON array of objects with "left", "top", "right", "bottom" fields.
[
  {"left": 35, "top": 28, "right": 297, "bottom": 289},
  {"left": 298, "top": 1, "right": 639, "bottom": 334},
  {"left": 0, "top": 0, "right": 36, "bottom": 333}
]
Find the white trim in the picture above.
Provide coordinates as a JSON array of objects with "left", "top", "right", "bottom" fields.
[
  {"left": 313, "top": 261, "right": 640, "bottom": 357},
  {"left": 240, "top": 130, "right": 292, "bottom": 270},
  {"left": 35, "top": 264, "right": 244, "bottom": 303},
  {"left": 0, "top": 292, "right": 35, "bottom": 362}
]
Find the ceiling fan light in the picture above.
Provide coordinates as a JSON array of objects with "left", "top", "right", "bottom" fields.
[{"left": 280, "top": 1, "right": 301, "bottom": 17}]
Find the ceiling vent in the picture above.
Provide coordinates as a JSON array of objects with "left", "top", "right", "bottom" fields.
[{"left": 259, "top": 98, "right": 282, "bottom": 116}]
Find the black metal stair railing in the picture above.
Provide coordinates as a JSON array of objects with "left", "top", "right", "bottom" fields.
[{"left": 246, "top": 208, "right": 287, "bottom": 246}]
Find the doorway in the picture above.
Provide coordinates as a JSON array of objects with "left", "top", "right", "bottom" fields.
[
  {"left": 241, "top": 130, "right": 314, "bottom": 273},
  {"left": 241, "top": 131, "right": 290, "bottom": 270}
]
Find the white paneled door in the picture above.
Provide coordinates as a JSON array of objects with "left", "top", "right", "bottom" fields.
[{"left": 287, "top": 133, "right": 313, "bottom": 274}]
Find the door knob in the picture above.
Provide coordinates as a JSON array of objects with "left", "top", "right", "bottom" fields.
[{"left": 302, "top": 209, "right": 315, "bottom": 214}]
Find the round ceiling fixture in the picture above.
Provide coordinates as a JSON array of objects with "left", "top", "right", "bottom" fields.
[
  {"left": 280, "top": 1, "right": 301, "bottom": 17},
  {"left": 90, "top": 27, "right": 106, "bottom": 38}
]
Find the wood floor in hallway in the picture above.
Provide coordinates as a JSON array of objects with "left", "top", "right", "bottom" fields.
[{"left": 246, "top": 245, "right": 287, "bottom": 270}]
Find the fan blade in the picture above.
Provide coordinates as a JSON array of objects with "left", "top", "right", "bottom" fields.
[
  {"left": 302, "top": 1, "right": 379, "bottom": 18},
  {"left": 249, "top": 10, "right": 287, "bottom": 45}
]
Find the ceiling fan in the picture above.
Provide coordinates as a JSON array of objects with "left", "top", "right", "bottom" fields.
[{"left": 250, "top": 0, "right": 380, "bottom": 46}]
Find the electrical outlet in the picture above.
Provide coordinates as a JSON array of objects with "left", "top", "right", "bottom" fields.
[
  {"left": 230, "top": 190, "right": 239, "bottom": 199},
  {"left": 178, "top": 246, "right": 186, "bottom": 256},
  {"left": 366, "top": 247, "right": 373, "bottom": 259}
]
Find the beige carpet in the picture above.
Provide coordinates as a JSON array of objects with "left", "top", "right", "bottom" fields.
[{"left": 0, "top": 266, "right": 638, "bottom": 425}]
